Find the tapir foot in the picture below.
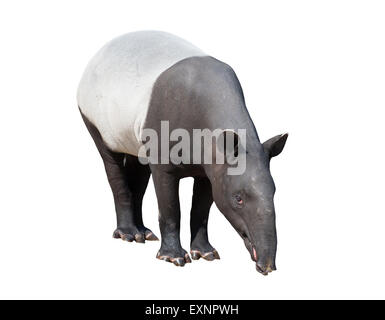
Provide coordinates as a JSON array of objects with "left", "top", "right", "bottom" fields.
[
  {"left": 190, "top": 242, "right": 220, "bottom": 261},
  {"left": 113, "top": 226, "right": 159, "bottom": 243},
  {"left": 190, "top": 249, "right": 220, "bottom": 261},
  {"left": 156, "top": 248, "right": 192, "bottom": 267}
]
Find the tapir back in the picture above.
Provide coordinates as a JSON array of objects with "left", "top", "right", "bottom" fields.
[{"left": 77, "top": 31, "right": 206, "bottom": 155}]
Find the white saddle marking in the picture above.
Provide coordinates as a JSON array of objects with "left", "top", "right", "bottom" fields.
[{"left": 77, "top": 31, "right": 206, "bottom": 155}]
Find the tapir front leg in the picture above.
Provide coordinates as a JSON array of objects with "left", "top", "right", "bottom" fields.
[
  {"left": 151, "top": 165, "right": 191, "bottom": 266},
  {"left": 190, "top": 177, "right": 220, "bottom": 261}
]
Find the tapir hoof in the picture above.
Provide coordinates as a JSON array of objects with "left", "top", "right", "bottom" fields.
[
  {"left": 190, "top": 249, "right": 220, "bottom": 261},
  {"left": 144, "top": 230, "right": 159, "bottom": 241},
  {"left": 113, "top": 227, "right": 158, "bottom": 243},
  {"left": 156, "top": 252, "right": 192, "bottom": 267}
]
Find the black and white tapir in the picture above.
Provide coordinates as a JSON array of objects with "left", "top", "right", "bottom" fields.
[{"left": 78, "top": 31, "right": 288, "bottom": 275}]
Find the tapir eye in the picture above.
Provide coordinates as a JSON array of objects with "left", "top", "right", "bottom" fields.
[
  {"left": 233, "top": 194, "right": 243, "bottom": 207},
  {"left": 235, "top": 195, "right": 243, "bottom": 204}
]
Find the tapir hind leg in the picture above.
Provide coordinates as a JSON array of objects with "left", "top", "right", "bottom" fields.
[
  {"left": 190, "top": 177, "right": 220, "bottom": 261},
  {"left": 80, "top": 110, "right": 158, "bottom": 243},
  {"left": 111, "top": 154, "right": 158, "bottom": 242}
]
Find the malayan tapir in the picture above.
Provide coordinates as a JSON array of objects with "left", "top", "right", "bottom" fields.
[{"left": 77, "top": 31, "right": 288, "bottom": 275}]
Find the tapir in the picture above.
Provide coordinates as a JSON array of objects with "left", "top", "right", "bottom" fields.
[{"left": 77, "top": 31, "right": 288, "bottom": 275}]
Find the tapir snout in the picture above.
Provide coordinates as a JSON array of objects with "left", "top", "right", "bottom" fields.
[
  {"left": 253, "top": 246, "right": 277, "bottom": 276},
  {"left": 243, "top": 224, "right": 277, "bottom": 276}
]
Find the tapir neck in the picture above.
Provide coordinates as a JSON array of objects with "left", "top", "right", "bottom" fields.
[
  {"left": 178, "top": 57, "right": 264, "bottom": 156},
  {"left": 196, "top": 80, "right": 266, "bottom": 179}
]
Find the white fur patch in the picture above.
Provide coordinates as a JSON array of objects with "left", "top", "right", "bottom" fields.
[{"left": 77, "top": 31, "right": 206, "bottom": 155}]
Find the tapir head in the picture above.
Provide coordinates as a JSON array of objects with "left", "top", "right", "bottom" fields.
[{"left": 210, "top": 132, "right": 288, "bottom": 275}]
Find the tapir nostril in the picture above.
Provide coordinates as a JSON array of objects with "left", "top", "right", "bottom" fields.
[
  {"left": 255, "top": 260, "right": 276, "bottom": 275},
  {"left": 256, "top": 263, "right": 268, "bottom": 275}
]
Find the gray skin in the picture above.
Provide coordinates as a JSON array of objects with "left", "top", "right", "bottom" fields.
[
  {"left": 80, "top": 56, "right": 287, "bottom": 276},
  {"left": 143, "top": 56, "right": 288, "bottom": 275}
]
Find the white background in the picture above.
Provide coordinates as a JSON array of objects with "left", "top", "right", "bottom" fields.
[{"left": 0, "top": 0, "right": 384, "bottom": 299}]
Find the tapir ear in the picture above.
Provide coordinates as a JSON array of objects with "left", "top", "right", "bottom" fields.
[
  {"left": 213, "top": 129, "right": 246, "bottom": 165},
  {"left": 217, "top": 130, "right": 239, "bottom": 157},
  {"left": 263, "top": 133, "right": 288, "bottom": 158}
]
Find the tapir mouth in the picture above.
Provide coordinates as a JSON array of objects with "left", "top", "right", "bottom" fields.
[
  {"left": 244, "top": 237, "right": 276, "bottom": 276},
  {"left": 255, "top": 263, "right": 275, "bottom": 275}
]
